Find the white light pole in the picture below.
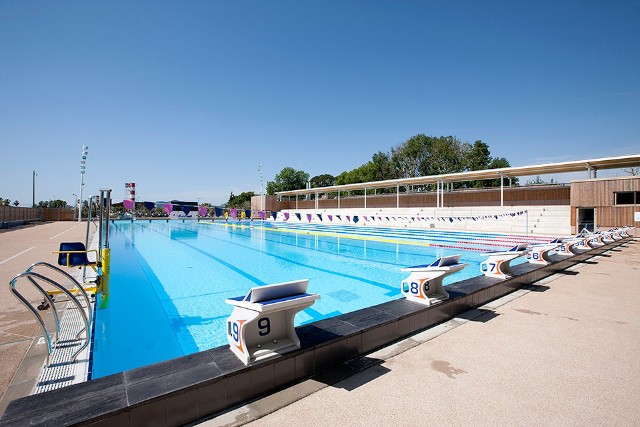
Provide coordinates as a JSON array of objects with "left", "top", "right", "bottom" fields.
[
  {"left": 32, "top": 170, "right": 37, "bottom": 207},
  {"left": 78, "top": 145, "right": 88, "bottom": 222},
  {"left": 259, "top": 163, "right": 264, "bottom": 211}
]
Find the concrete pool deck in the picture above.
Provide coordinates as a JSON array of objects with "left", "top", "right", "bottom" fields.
[{"left": 205, "top": 239, "right": 640, "bottom": 426}]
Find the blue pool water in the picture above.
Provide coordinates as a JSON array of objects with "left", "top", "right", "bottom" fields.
[{"left": 91, "top": 220, "right": 531, "bottom": 378}]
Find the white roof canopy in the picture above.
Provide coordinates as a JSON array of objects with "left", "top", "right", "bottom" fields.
[{"left": 277, "top": 154, "right": 640, "bottom": 197}]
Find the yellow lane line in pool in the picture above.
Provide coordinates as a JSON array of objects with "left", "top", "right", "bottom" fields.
[{"left": 200, "top": 220, "right": 431, "bottom": 247}]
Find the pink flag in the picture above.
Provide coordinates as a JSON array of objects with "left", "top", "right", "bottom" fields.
[
  {"left": 259, "top": 211, "right": 266, "bottom": 220},
  {"left": 284, "top": 212, "right": 290, "bottom": 221},
  {"left": 346, "top": 215, "right": 351, "bottom": 222},
  {"left": 307, "top": 213, "right": 312, "bottom": 222},
  {"left": 164, "top": 204, "right": 173, "bottom": 215},
  {"left": 198, "top": 206, "right": 208, "bottom": 217},
  {"left": 123, "top": 199, "right": 134, "bottom": 211},
  {"left": 328, "top": 214, "right": 333, "bottom": 222},
  {"left": 230, "top": 208, "right": 237, "bottom": 218}
]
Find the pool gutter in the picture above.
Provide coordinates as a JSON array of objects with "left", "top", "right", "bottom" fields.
[{"left": 0, "top": 238, "right": 631, "bottom": 426}]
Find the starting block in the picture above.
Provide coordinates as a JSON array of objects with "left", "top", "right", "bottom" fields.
[
  {"left": 225, "top": 279, "right": 320, "bottom": 365},
  {"left": 526, "top": 239, "right": 562, "bottom": 265},
  {"left": 620, "top": 226, "right": 634, "bottom": 237},
  {"left": 601, "top": 231, "right": 615, "bottom": 244},
  {"left": 587, "top": 233, "right": 605, "bottom": 248},
  {"left": 401, "top": 254, "right": 467, "bottom": 306},
  {"left": 556, "top": 236, "right": 592, "bottom": 255},
  {"left": 480, "top": 243, "right": 529, "bottom": 279},
  {"left": 607, "top": 229, "right": 623, "bottom": 240}
]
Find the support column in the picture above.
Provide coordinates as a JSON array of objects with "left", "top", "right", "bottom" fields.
[
  {"left": 338, "top": 191, "right": 340, "bottom": 209},
  {"left": 364, "top": 187, "right": 367, "bottom": 209},
  {"left": 396, "top": 185, "right": 400, "bottom": 208},
  {"left": 500, "top": 174, "right": 504, "bottom": 207},
  {"left": 315, "top": 191, "right": 318, "bottom": 210}
]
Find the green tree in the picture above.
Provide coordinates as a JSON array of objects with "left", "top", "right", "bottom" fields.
[
  {"left": 465, "top": 140, "right": 492, "bottom": 188},
  {"left": 227, "top": 191, "right": 256, "bottom": 209},
  {"left": 485, "top": 157, "right": 519, "bottom": 187},
  {"left": 526, "top": 175, "right": 546, "bottom": 185},
  {"left": 266, "top": 167, "right": 309, "bottom": 195},
  {"left": 310, "top": 174, "right": 335, "bottom": 188}
]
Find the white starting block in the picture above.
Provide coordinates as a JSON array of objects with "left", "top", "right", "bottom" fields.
[
  {"left": 621, "top": 226, "right": 634, "bottom": 237},
  {"left": 525, "top": 239, "right": 562, "bottom": 265},
  {"left": 587, "top": 233, "right": 605, "bottom": 248},
  {"left": 480, "top": 243, "right": 529, "bottom": 279},
  {"left": 600, "top": 231, "right": 615, "bottom": 244},
  {"left": 225, "top": 279, "right": 320, "bottom": 365},
  {"left": 607, "top": 228, "right": 623, "bottom": 240},
  {"left": 556, "top": 236, "right": 593, "bottom": 256},
  {"left": 401, "top": 254, "right": 467, "bottom": 306}
]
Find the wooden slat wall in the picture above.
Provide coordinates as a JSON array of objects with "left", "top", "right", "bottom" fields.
[
  {"left": 267, "top": 185, "right": 571, "bottom": 211},
  {"left": 571, "top": 177, "right": 639, "bottom": 207},
  {"left": 570, "top": 177, "right": 639, "bottom": 228},
  {"left": 0, "top": 206, "right": 42, "bottom": 221}
]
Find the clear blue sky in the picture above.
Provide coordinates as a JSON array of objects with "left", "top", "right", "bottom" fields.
[{"left": 1, "top": 0, "right": 638, "bottom": 206}]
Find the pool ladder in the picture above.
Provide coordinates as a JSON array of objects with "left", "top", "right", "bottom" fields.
[{"left": 9, "top": 262, "right": 92, "bottom": 366}]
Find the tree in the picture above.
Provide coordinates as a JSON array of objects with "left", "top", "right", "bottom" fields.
[
  {"left": 266, "top": 167, "right": 309, "bottom": 195},
  {"left": 485, "top": 157, "right": 519, "bottom": 187},
  {"left": 623, "top": 167, "right": 640, "bottom": 176},
  {"left": 525, "top": 175, "right": 546, "bottom": 185},
  {"left": 310, "top": 174, "right": 335, "bottom": 188},
  {"left": 227, "top": 191, "right": 256, "bottom": 209}
]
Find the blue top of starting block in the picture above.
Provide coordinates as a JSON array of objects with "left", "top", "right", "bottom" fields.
[
  {"left": 232, "top": 279, "right": 310, "bottom": 304},
  {"left": 405, "top": 254, "right": 462, "bottom": 270},
  {"left": 508, "top": 243, "right": 529, "bottom": 252}
]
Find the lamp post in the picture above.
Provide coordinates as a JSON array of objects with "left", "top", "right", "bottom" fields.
[
  {"left": 78, "top": 145, "right": 88, "bottom": 222},
  {"left": 259, "top": 163, "right": 264, "bottom": 211},
  {"left": 72, "top": 193, "right": 77, "bottom": 220},
  {"left": 32, "top": 170, "right": 37, "bottom": 207}
]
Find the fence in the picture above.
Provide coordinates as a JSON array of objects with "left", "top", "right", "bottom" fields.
[{"left": 0, "top": 206, "right": 76, "bottom": 228}]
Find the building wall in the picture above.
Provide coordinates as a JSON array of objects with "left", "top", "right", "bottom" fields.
[{"left": 570, "top": 176, "right": 639, "bottom": 233}]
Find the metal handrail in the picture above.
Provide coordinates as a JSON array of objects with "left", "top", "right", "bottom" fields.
[
  {"left": 9, "top": 271, "right": 91, "bottom": 364},
  {"left": 26, "top": 262, "right": 93, "bottom": 339}
]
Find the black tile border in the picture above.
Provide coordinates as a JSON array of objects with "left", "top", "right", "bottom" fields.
[{"left": 0, "top": 238, "right": 631, "bottom": 427}]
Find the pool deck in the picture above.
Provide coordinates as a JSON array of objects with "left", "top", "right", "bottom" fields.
[
  {"left": 0, "top": 221, "right": 96, "bottom": 415},
  {"left": 205, "top": 238, "right": 640, "bottom": 426},
  {"left": 0, "top": 222, "right": 638, "bottom": 425}
]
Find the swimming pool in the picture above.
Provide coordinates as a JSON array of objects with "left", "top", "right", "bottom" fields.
[{"left": 91, "top": 220, "right": 545, "bottom": 378}]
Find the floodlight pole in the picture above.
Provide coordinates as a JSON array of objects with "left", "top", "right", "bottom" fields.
[
  {"left": 78, "top": 145, "right": 88, "bottom": 222},
  {"left": 32, "top": 170, "right": 37, "bottom": 207},
  {"left": 259, "top": 163, "right": 264, "bottom": 211}
]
